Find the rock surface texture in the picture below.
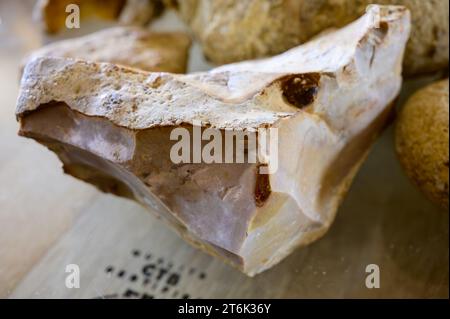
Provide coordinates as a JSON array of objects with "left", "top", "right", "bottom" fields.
[
  {"left": 17, "top": 6, "right": 410, "bottom": 276},
  {"left": 396, "top": 78, "right": 449, "bottom": 210},
  {"left": 167, "top": 0, "right": 448, "bottom": 76},
  {"left": 24, "top": 27, "right": 191, "bottom": 74}
]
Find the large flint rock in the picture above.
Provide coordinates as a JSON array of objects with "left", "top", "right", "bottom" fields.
[{"left": 16, "top": 6, "right": 410, "bottom": 276}]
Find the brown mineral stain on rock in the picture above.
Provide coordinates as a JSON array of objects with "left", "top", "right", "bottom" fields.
[
  {"left": 255, "top": 166, "right": 271, "bottom": 207},
  {"left": 280, "top": 73, "right": 320, "bottom": 109}
]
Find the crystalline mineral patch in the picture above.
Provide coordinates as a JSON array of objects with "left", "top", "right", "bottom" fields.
[{"left": 16, "top": 5, "right": 410, "bottom": 276}]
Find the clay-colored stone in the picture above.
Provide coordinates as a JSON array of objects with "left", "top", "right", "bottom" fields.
[
  {"left": 396, "top": 78, "right": 449, "bottom": 210},
  {"left": 167, "top": 0, "right": 448, "bottom": 76},
  {"left": 35, "top": 0, "right": 164, "bottom": 34}
]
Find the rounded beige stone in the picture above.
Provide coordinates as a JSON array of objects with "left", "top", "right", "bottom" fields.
[
  {"left": 396, "top": 78, "right": 449, "bottom": 209},
  {"left": 167, "top": 0, "right": 449, "bottom": 76}
]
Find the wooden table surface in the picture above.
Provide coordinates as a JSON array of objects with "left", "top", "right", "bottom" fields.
[{"left": 0, "top": 1, "right": 448, "bottom": 299}]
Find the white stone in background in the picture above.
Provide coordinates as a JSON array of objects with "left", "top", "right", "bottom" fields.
[{"left": 151, "top": 10, "right": 215, "bottom": 72}]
